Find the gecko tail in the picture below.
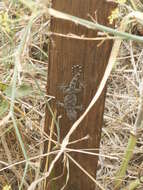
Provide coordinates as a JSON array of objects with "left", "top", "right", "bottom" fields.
[{"left": 66, "top": 109, "right": 77, "bottom": 121}]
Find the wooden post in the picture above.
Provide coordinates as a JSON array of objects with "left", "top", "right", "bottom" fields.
[{"left": 43, "top": 0, "right": 116, "bottom": 189}]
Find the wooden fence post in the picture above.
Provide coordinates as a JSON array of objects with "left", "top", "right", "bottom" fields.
[{"left": 43, "top": 1, "right": 116, "bottom": 189}]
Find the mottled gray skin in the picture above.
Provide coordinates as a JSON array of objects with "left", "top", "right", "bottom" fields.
[{"left": 59, "top": 66, "right": 83, "bottom": 121}]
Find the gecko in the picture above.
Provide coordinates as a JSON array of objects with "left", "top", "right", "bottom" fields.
[{"left": 58, "top": 65, "right": 83, "bottom": 121}]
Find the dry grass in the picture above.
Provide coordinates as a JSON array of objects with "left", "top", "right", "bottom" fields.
[
  {"left": 97, "top": 40, "right": 143, "bottom": 189},
  {"left": 0, "top": 0, "right": 143, "bottom": 190},
  {"left": 0, "top": 1, "right": 48, "bottom": 189}
]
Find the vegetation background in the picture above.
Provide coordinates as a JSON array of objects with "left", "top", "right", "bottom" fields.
[{"left": 0, "top": 0, "right": 143, "bottom": 189}]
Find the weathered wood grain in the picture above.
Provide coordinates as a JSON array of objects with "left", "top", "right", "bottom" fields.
[{"left": 43, "top": 1, "right": 116, "bottom": 189}]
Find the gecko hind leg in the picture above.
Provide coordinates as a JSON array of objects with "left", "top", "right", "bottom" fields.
[{"left": 75, "top": 105, "right": 83, "bottom": 111}]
